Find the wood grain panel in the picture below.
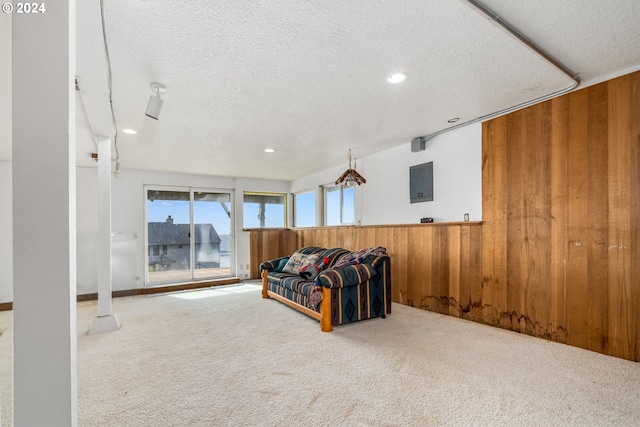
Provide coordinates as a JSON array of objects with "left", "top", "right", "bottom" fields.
[
  {"left": 460, "top": 224, "right": 483, "bottom": 322},
  {"left": 607, "top": 75, "right": 633, "bottom": 360},
  {"left": 565, "top": 87, "right": 590, "bottom": 350},
  {"left": 248, "top": 228, "right": 295, "bottom": 278},
  {"left": 416, "top": 226, "right": 432, "bottom": 311},
  {"left": 505, "top": 107, "right": 526, "bottom": 332},
  {"left": 550, "top": 94, "right": 569, "bottom": 343},
  {"left": 428, "top": 226, "right": 442, "bottom": 312},
  {"left": 448, "top": 226, "right": 461, "bottom": 317},
  {"left": 586, "top": 83, "right": 609, "bottom": 353},
  {"left": 630, "top": 72, "right": 640, "bottom": 362},
  {"left": 481, "top": 116, "right": 509, "bottom": 326},
  {"left": 528, "top": 102, "right": 553, "bottom": 338},
  {"left": 393, "top": 227, "right": 409, "bottom": 306},
  {"left": 407, "top": 226, "right": 426, "bottom": 307}
]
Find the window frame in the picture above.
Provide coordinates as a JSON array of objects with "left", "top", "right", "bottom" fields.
[
  {"left": 322, "top": 184, "right": 355, "bottom": 226},
  {"left": 292, "top": 188, "right": 316, "bottom": 228},
  {"left": 242, "top": 191, "right": 288, "bottom": 229}
]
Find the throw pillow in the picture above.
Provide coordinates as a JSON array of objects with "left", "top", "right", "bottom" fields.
[
  {"left": 316, "top": 256, "right": 330, "bottom": 272},
  {"left": 273, "top": 257, "right": 289, "bottom": 272},
  {"left": 282, "top": 252, "right": 320, "bottom": 275},
  {"left": 299, "top": 263, "right": 320, "bottom": 280}
]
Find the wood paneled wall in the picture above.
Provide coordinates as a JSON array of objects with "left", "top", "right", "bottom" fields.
[
  {"left": 482, "top": 71, "right": 640, "bottom": 361},
  {"left": 248, "top": 70, "right": 640, "bottom": 362},
  {"left": 248, "top": 228, "right": 297, "bottom": 277}
]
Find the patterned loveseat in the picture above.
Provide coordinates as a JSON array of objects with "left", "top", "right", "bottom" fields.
[{"left": 260, "top": 246, "right": 391, "bottom": 332}]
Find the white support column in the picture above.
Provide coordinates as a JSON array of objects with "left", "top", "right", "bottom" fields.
[
  {"left": 12, "top": 2, "right": 77, "bottom": 426},
  {"left": 89, "top": 136, "right": 120, "bottom": 334}
]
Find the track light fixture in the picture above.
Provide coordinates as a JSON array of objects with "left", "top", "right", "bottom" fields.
[{"left": 145, "top": 82, "right": 166, "bottom": 120}]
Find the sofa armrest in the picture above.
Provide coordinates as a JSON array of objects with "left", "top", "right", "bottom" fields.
[
  {"left": 316, "top": 263, "right": 377, "bottom": 289},
  {"left": 260, "top": 256, "right": 288, "bottom": 272},
  {"left": 369, "top": 254, "right": 390, "bottom": 268}
]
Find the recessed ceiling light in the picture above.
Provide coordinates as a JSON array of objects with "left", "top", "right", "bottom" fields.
[
  {"left": 387, "top": 73, "right": 407, "bottom": 84},
  {"left": 264, "top": 148, "right": 275, "bottom": 153},
  {"left": 447, "top": 118, "right": 460, "bottom": 123},
  {"left": 123, "top": 128, "right": 138, "bottom": 135}
]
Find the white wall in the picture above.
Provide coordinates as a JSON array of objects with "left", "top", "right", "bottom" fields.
[
  {"left": 291, "top": 122, "right": 482, "bottom": 225},
  {"left": 76, "top": 167, "right": 99, "bottom": 295},
  {"left": 0, "top": 160, "right": 12, "bottom": 302},
  {"left": 362, "top": 123, "right": 482, "bottom": 224}
]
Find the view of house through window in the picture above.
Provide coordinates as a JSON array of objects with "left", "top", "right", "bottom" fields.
[
  {"left": 293, "top": 190, "right": 315, "bottom": 227},
  {"left": 243, "top": 192, "right": 286, "bottom": 228},
  {"left": 149, "top": 245, "right": 168, "bottom": 257},
  {"left": 324, "top": 184, "right": 354, "bottom": 225},
  {"left": 146, "top": 187, "right": 233, "bottom": 285}
]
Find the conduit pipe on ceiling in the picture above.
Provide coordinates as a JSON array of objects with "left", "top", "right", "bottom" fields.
[{"left": 420, "top": 0, "right": 581, "bottom": 142}]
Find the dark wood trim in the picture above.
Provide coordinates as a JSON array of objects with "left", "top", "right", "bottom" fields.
[
  {"left": 76, "top": 293, "right": 98, "bottom": 302},
  {"left": 76, "top": 289, "right": 142, "bottom": 302},
  {"left": 141, "top": 277, "right": 241, "bottom": 295},
  {"left": 247, "top": 222, "right": 482, "bottom": 232},
  {"left": 242, "top": 227, "right": 290, "bottom": 232},
  {"left": 0, "top": 302, "right": 12, "bottom": 312}
]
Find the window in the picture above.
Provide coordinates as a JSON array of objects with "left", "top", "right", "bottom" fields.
[
  {"left": 323, "top": 184, "right": 354, "bottom": 225},
  {"left": 150, "top": 245, "right": 168, "bottom": 256},
  {"left": 293, "top": 190, "right": 316, "bottom": 227},
  {"left": 243, "top": 192, "right": 286, "bottom": 228}
]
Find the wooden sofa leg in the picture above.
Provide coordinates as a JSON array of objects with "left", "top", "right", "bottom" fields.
[
  {"left": 320, "top": 287, "right": 333, "bottom": 332},
  {"left": 261, "top": 270, "right": 269, "bottom": 299}
]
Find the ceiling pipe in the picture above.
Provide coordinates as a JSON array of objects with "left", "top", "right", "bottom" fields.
[
  {"left": 466, "top": 0, "right": 579, "bottom": 81},
  {"left": 420, "top": 0, "right": 581, "bottom": 143}
]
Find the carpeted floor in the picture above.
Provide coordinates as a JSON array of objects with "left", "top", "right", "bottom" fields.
[{"left": 1, "top": 281, "right": 639, "bottom": 426}]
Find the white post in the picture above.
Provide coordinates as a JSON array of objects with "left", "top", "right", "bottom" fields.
[
  {"left": 89, "top": 136, "right": 121, "bottom": 334},
  {"left": 12, "top": 1, "right": 77, "bottom": 425}
]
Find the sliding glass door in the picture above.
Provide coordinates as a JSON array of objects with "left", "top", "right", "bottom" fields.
[
  {"left": 146, "top": 189, "right": 192, "bottom": 284},
  {"left": 193, "top": 191, "right": 231, "bottom": 279},
  {"left": 145, "top": 186, "right": 233, "bottom": 286}
]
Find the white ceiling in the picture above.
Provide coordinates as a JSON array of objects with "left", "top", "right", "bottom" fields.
[{"left": 2, "top": 1, "right": 640, "bottom": 181}]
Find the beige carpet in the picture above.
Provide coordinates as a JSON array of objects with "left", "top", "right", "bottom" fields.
[{"left": 1, "top": 281, "right": 639, "bottom": 426}]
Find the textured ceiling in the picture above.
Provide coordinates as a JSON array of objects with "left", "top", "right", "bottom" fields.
[{"left": 3, "top": 1, "right": 640, "bottom": 180}]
